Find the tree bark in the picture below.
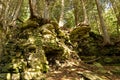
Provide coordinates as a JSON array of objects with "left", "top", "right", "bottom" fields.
[
  {"left": 81, "top": 0, "right": 89, "bottom": 25},
  {"left": 59, "top": 0, "right": 65, "bottom": 27},
  {"left": 0, "top": 0, "right": 5, "bottom": 22},
  {"left": 44, "top": 0, "right": 50, "bottom": 20},
  {"left": 10, "top": 0, "right": 23, "bottom": 26},
  {"left": 29, "top": 0, "right": 38, "bottom": 18},
  {"left": 95, "top": 0, "right": 111, "bottom": 45},
  {"left": 94, "top": 14, "right": 102, "bottom": 34},
  {"left": 73, "top": 0, "right": 79, "bottom": 26}
]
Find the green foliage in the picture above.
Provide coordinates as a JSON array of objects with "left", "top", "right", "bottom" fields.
[
  {"left": 103, "top": 9, "right": 117, "bottom": 35},
  {"left": 51, "top": 0, "right": 61, "bottom": 21},
  {"left": 64, "top": 10, "right": 75, "bottom": 28}
]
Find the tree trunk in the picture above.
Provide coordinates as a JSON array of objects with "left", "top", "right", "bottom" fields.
[
  {"left": 95, "top": 0, "right": 111, "bottom": 45},
  {"left": 29, "top": 0, "right": 38, "bottom": 18},
  {"left": 44, "top": 0, "right": 50, "bottom": 20},
  {"left": 10, "top": 0, "right": 23, "bottom": 26},
  {"left": 3, "top": 0, "right": 11, "bottom": 32},
  {"left": 81, "top": 0, "right": 89, "bottom": 25},
  {"left": 0, "top": 0, "right": 5, "bottom": 24},
  {"left": 73, "top": 0, "right": 79, "bottom": 26},
  {"left": 94, "top": 14, "right": 102, "bottom": 34},
  {"left": 59, "top": 0, "right": 65, "bottom": 27}
]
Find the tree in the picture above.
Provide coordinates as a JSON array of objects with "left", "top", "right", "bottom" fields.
[
  {"left": 10, "top": 0, "right": 23, "bottom": 26},
  {"left": 43, "top": 0, "right": 50, "bottom": 20},
  {"left": 95, "top": 0, "right": 111, "bottom": 45},
  {"left": 73, "top": 0, "right": 89, "bottom": 27},
  {"left": 81, "top": 0, "right": 89, "bottom": 25},
  {"left": 0, "top": 0, "right": 23, "bottom": 58},
  {"left": 59, "top": 0, "right": 65, "bottom": 27},
  {"left": 73, "top": 0, "right": 79, "bottom": 26},
  {"left": 29, "top": 0, "right": 39, "bottom": 18}
]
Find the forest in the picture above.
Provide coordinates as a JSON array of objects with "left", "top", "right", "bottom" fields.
[{"left": 0, "top": 0, "right": 120, "bottom": 80}]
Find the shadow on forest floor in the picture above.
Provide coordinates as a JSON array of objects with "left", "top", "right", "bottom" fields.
[{"left": 46, "top": 62, "right": 120, "bottom": 80}]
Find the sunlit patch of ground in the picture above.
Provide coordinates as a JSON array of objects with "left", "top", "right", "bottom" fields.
[{"left": 46, "top": 63, "right": 120, "bottom": 80}]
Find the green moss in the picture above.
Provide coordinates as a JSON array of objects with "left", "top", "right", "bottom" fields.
[
  {"left": 0, "top": 73, "right": 8, "bottom": 80},
  {"left": 57, "top": 30, "right": 66, "bottom": 37},
  {"left": 70, "top": 27, "right": 91, "bottom": 42},
  {"left": 40, "top": 24, "right": 55, "bottom": 35},
  {"left": 22, "top": 19, "right": 39, "bottom": 30},
  {"left": 70, "top": 27, "right": 91, "bottom": 36},
  {"left": 0, "top": 17, "right": 81, "bottom": 79},
  {"left": 50, "top": 21, "right": 60, "bottom": 34}
]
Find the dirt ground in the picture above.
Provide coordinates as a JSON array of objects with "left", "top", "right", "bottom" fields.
[{"left": 46, "top": 62, "right": 120, "bottom": 80}]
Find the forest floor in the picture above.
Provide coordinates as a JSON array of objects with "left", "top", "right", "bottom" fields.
[{"left": 46, "top": 62, "right": 120, "bottom": 80}]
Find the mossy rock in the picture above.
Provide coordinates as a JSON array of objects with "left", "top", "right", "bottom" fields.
[
  {"left": 40, "top": 24, "right": 55, "bottom": 35},
  {"left": 70, "top": 27, "right": 91, "bottom": 42},
  {"left": 0, "top": 17, "right": 81, "bottom": 79},
  {"left": 43, "top": 42, "right": 64, "bottom": 55},
  {"left": 43, "top": 43, "right": 64, "bottom": 64},
  {"left": 57, "top": 30, "right": 66, "bottom": 38},
  {"left": 70, "top": 27, "right": 91, "bottom": 36},
  {"left": 50, "top": 21, "right": 59, "bottom": 33},
  {"left": 22, "top": 19, "right": 39, "bottom": 30}
]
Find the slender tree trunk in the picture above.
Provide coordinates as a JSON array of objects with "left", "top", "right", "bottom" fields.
[
  {"left": 3, "top": 0, "right": 10, "bottom": 32},
  {"left": 59, "top": 0, "right": 65, "bottom": 27},
  {"left": 44, "top": 0, "right": 50, "bottom": 20},
  {"left": 10, "top": 0, "right": 23, "bottom": 26},
  {"left": 0, "top": 0, "right": 5, "bottom": 22},
  {"left": 29, "top": 0, "right": 38, "bottom": 18},
  {"left": 81, "top": 0, "right": 89, "bottom": 25},
  {"left": 73, "top": 0, "right": 79, "bottom": 26},
  {"left": 95, "top": 0, "right": 111, "bottom": 45},
  {"left": 94, "top": 15, "right": 102, "bottom": 34}
]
